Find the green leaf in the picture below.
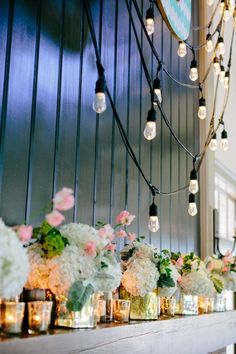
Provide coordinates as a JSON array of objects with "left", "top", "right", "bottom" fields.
[
  {"left": 95, "top": 221, "right": 106, "bottom": 229},
  {"left": 158, "top": 274, "right": 175, "bottom": 288},
  {"left": 66, "top": 281, "right": 94, "bottom": 312}
]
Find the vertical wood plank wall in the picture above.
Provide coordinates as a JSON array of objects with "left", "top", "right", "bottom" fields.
[{"left": 0, "top": 0, "right": 200, "bottom": 253}]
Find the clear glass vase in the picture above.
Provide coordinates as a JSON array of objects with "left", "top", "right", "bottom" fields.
[
  {"left": 214, "top": 292, "right": 226, "bottom": 312},
  {"left": 120, "top": 287, "right": 159, "bottom": 320},
  {"left": 55, "top": 294, "right": 95, "bottom": 328},
  {"left": 175, "top": 289, "right": 198, "bottom": 315}
]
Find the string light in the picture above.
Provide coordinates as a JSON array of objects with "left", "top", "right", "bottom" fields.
[
  {"left": 221, "top": 128, "right": 229, "bottom": 151},
  {"left": 189, "top": 168, "right": 199, "bottom": 194},
  {"left": 145, "top": 3, "right": 155, "bottom": 36},
  {"left": 177, "top": 41, "right": 187, "bottom": 58},
  {"left": 188, "top": 194, "right": 198, "bottom": 216},
  {"left": 198, "top": 97, "right": 207, "bottom": 120},
  {"left": 209, "top": 132, "right": 217, "bottom": 151},
  {"left": 229, "top": 0, "right": 235, "bottom": 15},
  {"left": 93, "top": 74, "right": 107, "bottom": 114},
  {"left": 213, "top": 57, "right": 221, "bottom": 75},
  {"left": 219, "top": 64, "right": 226, "bottom": 82},
  {"left": 148, "top": 200, "right": 160, "bottom": 232},
  {"left": 217, "top": 36, "right": 225, "bottom": 55},
  {"left": 189, "top": 58, "right": 198, "bottom": 81},
  {"left": 206, "top": 33, "right": 213, "bottom": 53},
  {"left": 223, "top": 5, "right": 230, "bottom": 21},
  {"left": 153, "top": 76, "right": 162, "bottom": 103},
  {"left": 224, "top": 70, "right": 230, "bottom": 88},
  {"left": 207, "top": 0, "right": 214, "bottom": 5},
  {"left": 219, "top": 0, "right": 225, "bottom": 14},
  {"left": 143, "top": 107, "right": 157, "bottom": 140}
]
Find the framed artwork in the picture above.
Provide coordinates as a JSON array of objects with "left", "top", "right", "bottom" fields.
[{"left": 157, "top": 0, "right": 192, "bottom": 41}]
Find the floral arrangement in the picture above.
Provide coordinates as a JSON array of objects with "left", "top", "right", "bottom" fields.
[
  {"left": 206, "top": 252, "right": 236, "bottom": 292},
  {"left": 172, "top": 252, "right": 215, "bottom": 296},
  {"left": 0, "top": 219, "right": 30, "bottom": 299}
]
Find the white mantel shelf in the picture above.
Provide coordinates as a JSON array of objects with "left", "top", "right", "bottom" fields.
[{"left": 1, "top": 311, "right": 236, "bottom": 354}]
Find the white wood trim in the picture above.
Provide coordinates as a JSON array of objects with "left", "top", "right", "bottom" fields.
[{"left": 1, "top": 311, "right": 236, "bottom": 354}]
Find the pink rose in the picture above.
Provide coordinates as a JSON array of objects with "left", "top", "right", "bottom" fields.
[
  {"left": 222, "top": 266, "right": 230, "bottom": 273},
  {"left": 116, "top": 230, "right": 127, "bottom": 238},
  {"left": 53, "top": 187, "right": 75, "bottom": 211},
  {"left": 84, "top": 241, "right": 97, "bottom": 257},
  {"left": 46, "top": 210, "right": 65, "bottom": 227},
  {"left": 17, "top": 225, "right": 33, "bottom": 243},
  {"left": 115, "top": 210, "right": 135, "bottom": 226},
  {"left": 223, "top": 251, "right": 234, "bottom": 265},
  {"left": 176, "top": 257, "right": 184, "bottom": 268},
  {"left": 98, "top": 224, "right": 115, "bottom": 241},
  {"left": 127, "top": 232, "right": 136, "bottom": 241},
  {"left": 105, "top": 243, "right": 116, "bottom": 254}
]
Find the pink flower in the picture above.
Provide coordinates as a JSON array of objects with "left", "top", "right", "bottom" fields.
[
  {"left": 53, "top": 187, "right": 75, "bottom": 211},
  {"left": 191, "top": 259, "right": 199, "bottom": 271},
  {"left": 115, "top": 210, "right": 135, "bottom": 226},
  {"left": 177, "top": 275, "right": 182, "bottom": 282},
  {"left": 98, "top": 224, "right": 115, "bottom": 241},
  {"left": 116, "top": 230, "right": 127, "bottom": 238},
  {"left": 127, "top": 232, "right": 136, "bottom": 241},
  {"left": 207, "top": 262, "right": 214, "bottom": 271},
  {"left": 223, "top": 251, "right": 234, "bottom": 265},
  {"left": 176, "top": 257, "right": 184, "bottom": 268},
  {"left": 135, "top": 251, "right": 143, "bottom": 258},
  {"left": 84, "top": 241, "right": 97, "bottom": 257},
  {"left": 105, "top": 243, "right": 116, "bottom": 254},
  {"left": 222, "top": 266, "right": 230, "bottom": 273},
  {"left": 46, "top": 210, "right": 65, "bottom": 227},
  {"left": 17, "top": 225, "right": 33, "bottom": 243}
]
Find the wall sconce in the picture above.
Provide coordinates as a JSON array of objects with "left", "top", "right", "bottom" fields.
[{"left": 213, "top": 209, "right": 236, "bottom": 258}]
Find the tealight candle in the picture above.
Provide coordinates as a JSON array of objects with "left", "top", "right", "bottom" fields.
[
  {"left": 207, "top": 297, "right": 214, "bottom": 313},
  {"left": 161, "top": 297, "right": 176, "bottom": 317},
  {"left": 1, "top": 302, "right": 25, "bottom": 334},
  {"left": 113, "top": 299, "right": 130, "bottom": 323},
  {"left": 28, "top": 301, "right": 52, "bottom": 333}
]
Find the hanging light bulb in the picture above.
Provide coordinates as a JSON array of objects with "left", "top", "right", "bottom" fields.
[
  {"left": 213, "top": 57, "right": 221, "bottom": 75},
  {"left": 206, "top": 33, "right": 213, "bottom": 53},
  {"left": 219, "top": 65, "right": 225, "bottom": 82},
  {"left": 207, "top": 0, "right": 214, "bottom": 5},
  {"left": 223, "top": 5, "right": 230, "bottom": 21},
  {"left": 189, "top": 168, "right": 199, "bottom": 194},
  {"left": 188, "top": 194, "right": 198, "bottom": 216},
  {"left": 145, "top": 6, "right": 155, "bottom": 36},
  {"left": 198, "top": 97, "right": 207, "bottom": 120},
  {"left": 189, "top": 59, "right": 198, "bottom": 81},
  {"left": 209, "top": 132, "right": 217, "bottom": 151},
  {"left": 93, "top": 75, "right": 107, "bottom": 114},
  {"left": 153, "top": 77, "right": 162, "bottom": 103},
  {"left": 224, "top": 70, "right": 229, "bottom": 88},
  {"left": 217, "top": 37, "right": 225, "bottom": 55},
  {"left": 229, "top": 0, "right": 235, "bottom": 13},
  {"left": 143, "top": 107, "right": 157, "bottom": 140},
  {"left": 177, "top": 42, "right": 187, "bottom": 58},
  {"left": 148, "top": 201, "right": 160, "bottom": 232},
  {"left": 221, "top": 129, "right": 229, "bottom": 151},
  {"left": 219, "top": 0, "right": 225, "bottom": 14}
]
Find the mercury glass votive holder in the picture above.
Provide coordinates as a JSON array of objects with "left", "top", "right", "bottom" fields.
[
  {"left": 214, "top": 292, "right": 226, "bottom": 312},
  {"left": 113, "top": 300, "right": 130, "bottom": 323},
  {"left": 198, "top": 296, "right": 209, "bottom": 314},
  {"left": 28, "top": 301, "right": 52, "bottom": 333},
  {"left": 1, "top": 302, "right": 25, "bottom": 335},
  {"left": 161, "top": 297, "right": 176, "bottom": 317},
  {"left": 207, "top": 297, "right": 214, "bottom": 313}
]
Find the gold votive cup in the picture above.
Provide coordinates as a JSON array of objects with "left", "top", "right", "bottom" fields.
[
  {"left": 1, "top": 302, "right": 25, "bottom": 334},
  {"left": 207, "top": 297, "right": 214, "bottom": 313},
  {"left": 198, "top": 296, "right": 209, "bottom": 314},
  {"left": 94, "top": 294, "right": 106, "bottom": 323},
  {"left": 28, "top": 301, "right": 52, "bottom": 333},
  {"left": 161, "top": 297, "right": 176, "bottom": 317},
  {"left": 113, "top": 299, "right": 130, "bottom": 323}
]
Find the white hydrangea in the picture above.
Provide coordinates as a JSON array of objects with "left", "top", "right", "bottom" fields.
[
  {"left": 122, "top": 258, "right": 160, "bottom": 297},
  {"left": 93, "top": 254, "right": 122, "bottom": 293},
  {"left": 60, "top": 223, "right": 107, "bottom": 251},
  {"left": 180, "top": 269, "right": 215, "bottom": 296},
  {"left": 223, "top": 271, "right": 236, "bottom": 291},
  {"left": 0, "top": 219, "right": 30, "bottom": 298}
]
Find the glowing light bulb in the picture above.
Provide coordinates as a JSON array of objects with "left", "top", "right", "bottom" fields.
[
  {"left": 209, "top": 133, "right": 217, "bottom": 151},
  {"left": 221, "top": 129, "right": 229, "bottom": 151},
  {"left": 219, "top": 0, "right": 225, "bottom": 14},
  {"left": 207, "top": 0, "right": 214, "bottom": 5},
  {"left": 189, "top": 169, "right": 199, "bottom": 194},
  {"left": 93, "top": 75, "right": 107, "bottom": 114},
  {"left": 148, "top": 202, "right": 160, "bottom": 232},
  {"left": 224, "top": 71, "right": 229, "bottom": 88},
  {"left": 145, "top": 7, "right": 155, "bottom": 36},
  {"left": 206, "top": 34, "right": 213, "bottom": 53},
  {"left": 188, "top": 194, "right": 198, "bottom": 216},
  {"left": 189, "top": 59, "right": 198, "bottom": 81},
  {"left": 177, "top": 42, "right": 187, "bottom": 58},
  {"left": 198, "top": 97, "right": 207, "bottom": 120},
  {"left": 153, "top": 77, "right": 162, "bottom": 103},
  {"left": 223, "top": 6, "right": 230, "bottom": 21},
  {"left": 213, "top": 57, "right": 221, "bottom": 75},
  {"left": 217, "top": 37, "right": 225, "bottom": 55},
  {"left": 219, "top": 65, "right": 225, "bottom": 83},
  {"left": 143, "top": 108, "right": 157, "bottom": 140}
]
